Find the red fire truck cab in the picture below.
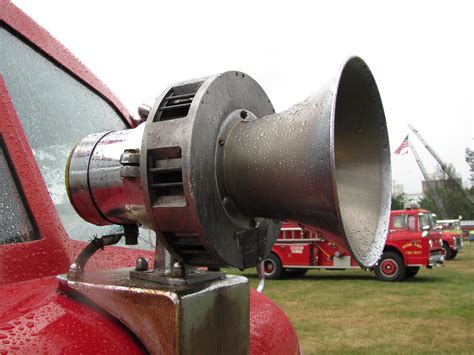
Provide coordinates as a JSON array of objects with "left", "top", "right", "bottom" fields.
[
  {"left": 0, "top": 2, "right": 299, "bottom": 353},
  {"left": 264, "top": 209, "right": 445, "bottom": 282}
]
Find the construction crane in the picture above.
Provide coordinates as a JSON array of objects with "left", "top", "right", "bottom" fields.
[
  {"left": 408, "top": 140, "right": 447, "bottom": 216},
  {"left": 409, "top": 124, "right": 474, "bottom": 207}
]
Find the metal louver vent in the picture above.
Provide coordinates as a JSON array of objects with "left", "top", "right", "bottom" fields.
[
  {"left": 148, "top": 146, "right": 186, "bottom": 207},
  {"left": 153, "top": 81, "right": 202, "bottom": 121}
]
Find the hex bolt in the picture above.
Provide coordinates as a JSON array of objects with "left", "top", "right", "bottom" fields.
[
  {"left": 135, "top": 257, "right": 149, "bottom": 271},
  {"left": 68, "top": 262, "right": 82, "bottom": 279},
  {"left": 172, "top": 261, "right": 186, "bottom": 277},
  {"left": 218, "top": 138, "right": 225, "bottom": 146}
]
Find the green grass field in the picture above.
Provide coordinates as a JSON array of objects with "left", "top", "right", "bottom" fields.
[{"left": 231, "top": 243, "right": 474, "bottom": 354}]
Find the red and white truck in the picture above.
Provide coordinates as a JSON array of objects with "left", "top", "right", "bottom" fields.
[{"left": 263, "top": 209, "right": 445, "bottom": 281}]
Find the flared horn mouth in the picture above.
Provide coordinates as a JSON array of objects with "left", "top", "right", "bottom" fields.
[
  {"left": 330, "top": 56, "right": 391, "bottom": 267},
  {"left": 222, "top": 56, "right": 391, "bottom": 268}
]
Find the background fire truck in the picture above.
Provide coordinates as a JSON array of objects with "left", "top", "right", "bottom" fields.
[
  {"left": 435, "top": 219, "right": 464, "bottom": 260},
  {"left": 460, "top": 220, "right": 474, "bottom": 241},
  {"left": 263, "top": 209, "right": 445, "bottom": 281}
]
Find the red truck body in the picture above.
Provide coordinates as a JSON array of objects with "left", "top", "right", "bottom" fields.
[
  {"left": 264, "top": 209, "right": 445, "bottom": 281},
  {"left": 438, "top": 230, "right": 463, "bottom": 260},
  {"left": 0, "top": 2, "right": 299, "bottom": 353},
  {"left": 435, "top": 220, "right": 464, "bottom": 259}
]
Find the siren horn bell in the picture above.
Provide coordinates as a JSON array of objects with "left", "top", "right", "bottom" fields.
[{"left": 66, "top": 56, "right": 391, "bottom": 270}]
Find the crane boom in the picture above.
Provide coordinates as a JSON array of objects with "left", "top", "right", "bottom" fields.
[
  {"left": 409, "top": 124, "right": 474, "bottom": 206},
  {"left": 409, "top": 140, "right": 447, "bottom": 216},
  {"left": 409, "top": 140, "right": 429, "bottom": 180},
  {"left": 409, "top": 125, "right": 451, "bottom": 177}
]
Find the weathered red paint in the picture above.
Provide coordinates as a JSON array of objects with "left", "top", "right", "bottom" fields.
[{"left": 0, "top": 1, "right": 300, "bottom": 353}]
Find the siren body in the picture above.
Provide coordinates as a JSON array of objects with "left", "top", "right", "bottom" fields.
[{"left": 66, "top": 56, "right": 391, "bottom": 269}]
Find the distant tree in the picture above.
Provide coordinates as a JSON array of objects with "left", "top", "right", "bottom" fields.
[
  {"left": 419, "top": 165, "right": 474, "bottom": 219},
  {"left": 391, "top": 193, "right": 406, "bottom": 210},
  {"left": 418, "top": 194, "right": 438, "bottom": 214}
]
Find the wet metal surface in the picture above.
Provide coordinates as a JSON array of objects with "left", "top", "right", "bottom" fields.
[
  {"left": 65, "top": 58, "right": 390, "bottom": 270},
  {"left": 141, "top": 72, "right": 280, "bottom": 268},
  {"left": 223, "top": 57, "right": 391, "bottom": 268},
  {"left": 58, "top": 270, "right": 249, "bottom": 355},
  {"left": 67, "top": 124, "right": 148, "bottom": 227}
]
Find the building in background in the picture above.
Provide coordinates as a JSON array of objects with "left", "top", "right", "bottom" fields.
[
  {"left": 422, "top": 179, "right": 463, "bottom": 194},
  {"left": 392, "top": 181, "right": 404, "bottom": 195}
]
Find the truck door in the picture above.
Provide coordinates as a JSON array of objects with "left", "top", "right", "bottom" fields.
[
  {"left": 390, "top": 213, "right": 422, "bottom": 265},
  {"left": 419, "top": 212, "right": 443, "bottom": 253}
]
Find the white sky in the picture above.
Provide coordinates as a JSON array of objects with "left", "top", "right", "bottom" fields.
[{"left": 13, "top": 0, "right": 474, "bottom": 194}]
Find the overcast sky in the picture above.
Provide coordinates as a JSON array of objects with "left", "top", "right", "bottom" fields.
[{"left": 13, "top": 0, "right": 474, "bottom": 194}]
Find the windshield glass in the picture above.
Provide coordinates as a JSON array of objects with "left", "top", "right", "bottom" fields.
[
  {"left": 0, "top": 28, "right": 154, "bottom": 249},
  {"left": 0, "top": 145, "right": 38, "bottom": 244},
  {"left": 419, "top": 213, "right": 432, "bottom": 231},
  {"left": 392, "top": 215, "right": 407, "bottom": 229}
]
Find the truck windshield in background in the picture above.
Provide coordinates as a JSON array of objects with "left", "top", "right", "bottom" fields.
[
  {"left": 419, "top": 213, "right": 432, "bottom": 231},
  {"left": 392, "top": 214, "right": 416, "bottom": 231}
]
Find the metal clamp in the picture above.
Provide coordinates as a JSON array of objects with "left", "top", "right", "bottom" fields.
[{"left": 256, "top": 258, "right": 265, "bottom": 293}]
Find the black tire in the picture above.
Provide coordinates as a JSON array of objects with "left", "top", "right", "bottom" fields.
[
  {"left": 450, "top": 250, "right": 458, "bottom": 259},
  {"left": 404, "top": 266, "right": 420, "bottom": 279},
  {"left": 442, "top": 243, "right": 452, "bottom": 260},
  {"left": 286, "top": 269, "right": 308, "bottom": 278},
  {"left": 374, "top": 251, "right": 406, "bottom": 282},
  {"left": 262, "top": 253, "right": 284, "bottom": 279}
]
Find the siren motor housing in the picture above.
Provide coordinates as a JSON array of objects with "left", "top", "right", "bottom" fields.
[{"left": 66, "top": 56, "right": 391, "bottom": 270}]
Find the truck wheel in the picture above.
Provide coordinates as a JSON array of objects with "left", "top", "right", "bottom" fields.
[
  {"left": 287, "top": 269, "right": 308, "bottom": 278},
  {"left": 450, "top": 250, "right": 458, "bottom": 259},
  {"left": 263, "top": 253, "right": 284, "bottom": 279},
  {"left": 442, "top": 243, "right": 452, "bottom": 260},
  {"left": 374, "top": 251, "right": 405, "bottom": 281},
  {"left": 404, "top": 266, "right": 420, "bottom": 279}
]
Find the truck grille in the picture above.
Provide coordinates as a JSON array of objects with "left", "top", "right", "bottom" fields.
[{"left": 454, "top": 236, "right": 463, "bottom": 247}]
